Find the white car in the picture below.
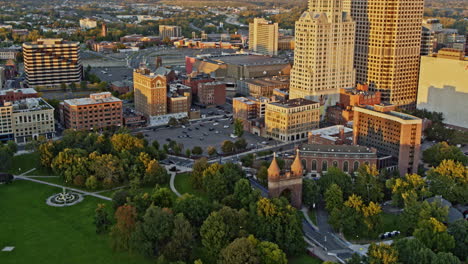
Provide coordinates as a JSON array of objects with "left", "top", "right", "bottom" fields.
[
  {"left": 213, "top": 123, "right": 219, "bottom": 126},
  {"left": 223, "top": 125, "right": 229, "bottom": 128}
]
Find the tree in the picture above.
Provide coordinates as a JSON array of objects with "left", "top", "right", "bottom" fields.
[
  {"left": 354, "top": 165, "right": 384, "bottom": 203},
  {"left": 111, "top": 134, "right": 144, "bottom": 153},
  {"left": 447, "top": 219, "right": 468, "bottom": 261},
  {"left": 234, "top": 138, "right": 247, "bottom": 151},
  {"left": 131, "top": 206, "right": 174, "bottom": 257},
  {"left": 88, "top": 152, "right": 123, "bottom": 186},
  {"left": 168, "top": 117, "right": 178, "bottom": 127},
  {"left": 207, "top": 146, "right": 217, "bottom": 156},
  {"left": 427, "top": 160, "right": 468, "bottom": 205},
  {"left": 257, "top": 240, "right": 288, "bottom": 264},
  {"left": 60, "top": 83, "right": 67, "bottom": 91},
  {"left": 69, "top": 82, "right": 77, "bottom": 91},
  {"left": 97, "top": 81, "right": 108, "bottom": 91},
  {"left": 163, "top": 214, "right": 194, "bottom": 262},
  {"left": 400, "top": 200, "right": 448, "bottom": 235},
  {"left": 233, "top": 118, "right": 244, "bottom": 137},
  {"left": 302, "top": 179, "right": 320, "bottom": 208},
  {"left": 324, "top": 184, "right": 343, "bottom": 212},
  {"left": 191, "top": 158, "right": 208, "bottom": 189},
  {"left": 386, "top": 173, "right": 431, "bottom": 207},
  {"left": 317, "top": 167, "right": 352, "bottom": 196},
  {"left": 173, "top": 194, "right": 212, "bottom": 228},
  {"left": 192, "top": 146, "right": 203, "bottom": 155},
  {"left": 422, "top": 142, "right": 467, "bottom": 167},
  {"left": 200, "top": 211, "right": 230, "bottom": 262},
  {"left": 219, "top": 236, "right": 259, "bottom": 264},
  {"left": 241, "top": 154, "right": 254, "bottom": 167},
  {"left": 111, "top": 205, "right": 137, "bottom": 251},
  {"left": 38, "top": 140, "right": 55, "bottom": 168},
  {"left": 152, "top": 187, "right": 174, "bottom": 208},
  {"left": 203, "top": 167, "right": 228, "bottom": 201},
  {"left": 185, "top": 149, "right": 191, "bottom": 157},
  {"left": 414, "top": 217, "right": 455, "bottom": 253},
  {"left": 80, "top": 81, "right": 87, "bottom": 90},
  {"left": 234, "top": 179, "right": 260, "bottom": 209},
  {"left": 367, "top": 243, "right": 399, "bottom": 264},
  {"left": 393, "top": 238, "right": 432, "bottom": 264},
  {"left": 222, "top": 140, "right": 235, "bottom": 154},
  {"left": 86, "top": 175, "right": 99, "bottom": 190},
  {"left": 0, "top": 143, "right": 16, "bottom": 171},
  {"left": 112, "top": 189, "right": 131, "bottom": 210},
  {"left": 94, "top": 203, "right": 111, "bottom": 234},
  {"left": 144, "top": 159, "right": 170, "bottom": 186},
  {"left": 256, "top": 166, "right": 268, "bottom": 186}
]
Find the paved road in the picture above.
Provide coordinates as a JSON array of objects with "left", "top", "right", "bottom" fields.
[{"left": 15, "top": 175, "right": 112, "bottom": 201}]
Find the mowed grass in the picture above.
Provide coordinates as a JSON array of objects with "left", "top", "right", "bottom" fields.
[
  {"left": 174, "top": 172, "right": 208, "bottom": 200},
  {"left": 289, "top": 254, "right": 323, "bottom": 264},
  {"left": 0, "top": 180, "right": 151, "bottom": 264},
  {"left": 8, "top": 153, "right": 52, "bottom": 176}
]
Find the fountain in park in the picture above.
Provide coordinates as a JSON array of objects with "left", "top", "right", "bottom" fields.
[{"left": 46, "top": 187, "right": 84, "bottom": 207}]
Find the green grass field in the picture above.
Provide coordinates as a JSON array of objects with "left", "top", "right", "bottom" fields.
[
  {"left": 174, "top": 172, "right": 208, "bottom": 200},
  {"left": 8, "top": 153, "right": 52, "bottom": 176},
  {"left": 0, "top": 180, "right": 151, "bottom": 264},
  {"left": 308, "top": 209, "right": 318, "bottom": 226}
]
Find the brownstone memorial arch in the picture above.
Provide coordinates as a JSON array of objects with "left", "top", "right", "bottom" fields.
[{"left": 267, "top": 150, "right": 303, "bottom": 208}]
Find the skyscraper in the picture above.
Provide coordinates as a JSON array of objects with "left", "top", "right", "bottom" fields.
[
  {"left": 289, "top": 0, "right": 356, "bottom": 111},
  {"left": 349, "top": 0, "right": 425, "bottom": 109},
  {"left": 249, "top": 18, "right": 279, "bottom": 56},
  {"left": 133, "top": 68, "right": 167, "bottom": 117}
]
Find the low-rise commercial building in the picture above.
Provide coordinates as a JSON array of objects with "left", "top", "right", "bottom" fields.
[
  {"left": 0, "top": 98, "right": 55, "bottom": 143},
  {"left": 353, "top": 104, "right": 422, "bottom": 176},
  {"left": 61, "top": 92, "right": 122, "bottom": 130},
  {"left": 0, "top": 88, "right": 38, "bottom": 104},
  {"left": 244, "top": 76, "right": 289, "bottom": 98},
  {"left": 308, "top": 125, "right": 353, "bottom": 145},
  {"left": 265, "top": 98, "right": 320, "bottom": 142},
  {"left": 0, "top": 48, "right": 19, "bottom": 60},
  {"left": 198, "top": 82, "right": 226, "bottom": 106},
  {"left": 167, "top": 93, "right": 190, "bottom": 114},
  {"left": 79, "top": 18, "right": 97, "bottom": 29}
]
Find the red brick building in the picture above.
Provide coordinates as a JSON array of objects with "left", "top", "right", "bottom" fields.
[
  {"left": 198, "top": 82, "right": 226, "bottom": 106},
  {"left": 61, "top": 92, "right": 123, "bottom": 130},
  {"left": 0, "top": 88, "right": 38, "bottom": 104},
  {"left": 183, "top": 74, "right": 214, "bottom": 95},
  {"left": 299, "top": 144, "right": 378, "bottom": 175}
]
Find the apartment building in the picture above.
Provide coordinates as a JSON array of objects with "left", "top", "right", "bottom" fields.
[
  {"left": 133, "top": 68, "right": 167, "bottom": 117},
  {"left": 249, "top": 18, "right": 278, "bottom": 56}
]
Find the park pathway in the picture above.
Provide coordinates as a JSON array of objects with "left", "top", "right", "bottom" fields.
[
  {"left": 15, "top": 174, "right": 112, "bottom": 201},
  {"left": 165, "top": 165, "right": 192, "bottom": 197}
]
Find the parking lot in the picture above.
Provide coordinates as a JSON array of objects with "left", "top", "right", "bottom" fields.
[{"left": 143, "top": 117, "right": 274, "bottom": 154}]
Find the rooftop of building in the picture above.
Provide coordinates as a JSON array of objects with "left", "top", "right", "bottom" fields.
[
  {"left": 23, "top": 38, "right": 79, "bottom": 46},
  {"left": 310, "top": 125, "right": 352, "bottom": 137},
  {"left": 197, "top": 54, "right": 289, "bottom": 67},
  {"left": 244, "top": 76, "right": 290, "bottom": 86},
  {"left": 357, "top": 105, "right": 421, "bottom": 121},
  {"left": 64, "top": 92, "right": 121, "bottom": 106},
  {"left": 300, "top": 144, "right": 376, "bottom": 155},
  {"left": 134, "top": 67, "right": 166, "bottom": 78},
  {"left": 269, "top": 98, "right": 318, "bottom": 108},
  {"left": 1, "top": 97, "right": 53, "bottom": 112},
  {"left": 0, "top": 88, "right": 37, "bottom": 95}
]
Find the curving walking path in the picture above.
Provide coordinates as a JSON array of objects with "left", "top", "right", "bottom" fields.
[{"left": 165, "top": 165, "right": 192, "bottom": 198}]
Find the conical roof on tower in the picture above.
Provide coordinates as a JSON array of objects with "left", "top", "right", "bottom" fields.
[
  {"left": 291, "top": 148, "right": 303, "bottom": 177},
  {"left": 268, "top": 152, "right": 281, "bottom": 180}
]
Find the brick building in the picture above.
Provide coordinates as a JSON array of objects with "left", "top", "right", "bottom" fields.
[
  {"left": 299, "top": 144, "right": 378, "bottom": 175},
  {"left": 307, "top": 125, "right": 353, "bottom": 145},
  {"left": 61, "top": 92, "right": 123, "bottom": 130},
  {"left": 183, "top": 74, "right": 214, "bottom": 95},
  {"left": 133, "top": 68, "right": 167, "bottom": 117},
  {"left": 167, "top": 93, "right": 190, "bottom": 114},
  {"left": 198, "top": 82, "right": 226, "bottom": 106},
  {"left": 0, "top": 88, "right": 38, "bottom": 104},
  {"left": 353, "top": 104, "right": 422, "bottom": 176},
  {"left": 244, "top": 76, "right": 290, "bottom": 98}
]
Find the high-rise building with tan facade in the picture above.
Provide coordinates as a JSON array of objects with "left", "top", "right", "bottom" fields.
[
  {"left": 23, "top": 38, "right": 82, "bottom": 86},
  {"left": 348, "top": 0, "right": 425, "bottom": 109},
  {"left": 249, "top": 18, "right": 279, "bottom": 56},
  {"left": 353, "top": 104, "right": 422, "bottom": 176},
  {"left": 61, "top": 92, "right": 123, "bottom": 130},
  {"left": 289, "top": 0, "right": 356, "bottom": 111},
  {"left": 133, "top": 68, "right": 167, "bottom": 117},
  {"left": 265, "top": 98, "right": 320, "bottom": 142},
  {"left": 159, "top": 25, "right": 182, "bottom": 39}
]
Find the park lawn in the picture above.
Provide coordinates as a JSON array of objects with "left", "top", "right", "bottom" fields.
[
  {"left": 0, "top": 180, "right": 152, "bottom": 264},
  {"left": 8, "top": 152, "right": 52, "bottom": 176},
  {"left": 174, "top": 172, "right": 208, "bottom": 200},
  {"left": 289, "top": 254, "right": 322, "bottom": 264},
  {"left": 381, "top": 212, "right": 401, "bottom": 232}
]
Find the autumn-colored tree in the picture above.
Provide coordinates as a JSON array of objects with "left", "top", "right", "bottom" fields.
[
  {"left": 94, "top": 203, "right": 111, "bottom": 234},
  {"left": 423, "top": 142, "right": 467, "bottom": 167},
  {"left": 219, "top": 236, "right": 259, "bottom": 264},
  {"left": 207, "top": 146, "right": 217, "bottom": 156},
  {"left": 427, "top": 160, "right": 468, "bottom": 204},
  {"left": 144, "top": 159, "right": 170, "bottom": 186},
  {"left": 354, "top": 165, "right": 384, "bottom": 203},
  {"left": 191, "top": 158, "right": 209, "bottom": 189},
  {"left": 367, "top": 243, "right": 399, "bottom": 264},
  {"left": 386, "top": 173, "right": 431, "bottom": 207},
  {"left": 111, "top": 205, "right": 137, "bottom": 251},
  {"left": 110, "top": 133, "right": 144, "bottom": 153},
  {"left": 414, "top": 217, "right": 455, "bottom": 253},
  {"left": 38, "top": 140, "right": 55, "bottom": 168}
]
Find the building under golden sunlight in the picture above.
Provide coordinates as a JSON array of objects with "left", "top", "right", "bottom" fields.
[
  {"left": 265, "top": 98, "right": 320, "bottom": 142},
  {"left": 349, "top": 0, "right": 425, "bottom": 109},
  {"left": 249, "top": 18, "right": 278, "bottom": 56},
  {"left": 133, "top": 68, "right": 167, "bottom": 117},
  {"left": 353, "top": 104, "right": 422, "bottom": 176}
]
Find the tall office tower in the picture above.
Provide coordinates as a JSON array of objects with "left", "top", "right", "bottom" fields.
[
  {"left": 249, "top": 18, "right": 279, "bottom": 56},
  {"left": 23, "top": 38, "right": 82, "bottom": 86},
  {"left": 133, "top": 68, "right": 167, "bottom": 117},
  {"left": 159, "top": 25, "right": 182, "bottom": 39},
  {"left": 289, "top": 0, "right": 356, "bottom": 112},
  {"left": 349, "top": 0, "right": 425, "bottom": 109}
]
